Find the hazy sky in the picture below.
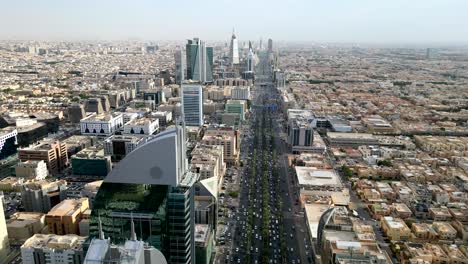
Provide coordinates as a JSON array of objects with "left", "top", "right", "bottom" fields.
[{"left": 1, "top": 0, "right": 467, "bottom": 43}]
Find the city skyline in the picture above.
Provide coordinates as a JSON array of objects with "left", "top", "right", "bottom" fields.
[{"left": 1, "top": 0, "right": 468, "bottom": 44}]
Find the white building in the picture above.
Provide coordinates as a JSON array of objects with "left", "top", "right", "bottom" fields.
[
  {"left": 15, "top": 160, "right": 48, "bottom": 180},
  {"left": 80, "top": 113, "right": 123, "bottom": 136},
  {"left": 103, "top": 135, "right": 148, "bottom": 161},
  {"left": 0, "top": 194, "right": 9, "bottom": 261},
  {"left": 182, "top": 84, "right": 203, "bottom": 126},
  {"left": 21, "top": 234, "right": 86, "bottom": 264},
  {"left": 151, "top": 111, "right": 173, "bottom": 126},
  {"left": 123, "top": 117, "right": 159, "bottom": 135},
  {"left": 231, "top": 86, "right": 251, "bottom": 100}
]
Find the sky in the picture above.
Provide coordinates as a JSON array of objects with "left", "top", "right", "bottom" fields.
[{"left": 1, "top": 0, "right": 467, "bottom": 44}]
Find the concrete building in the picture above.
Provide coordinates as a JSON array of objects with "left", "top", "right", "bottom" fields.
[
  {"left": 81, "top": 180, "right": 103, "bottom": 209},
  {"left": 225, "top": 100, "right": 247, "bottom": 121},
  {"left": 182, "top": 84, "right": 203, "bottom": 126},
  {"left": 46, "top": 198, "right": 90, "bottom": 235},
  {"left": 143, "top": 89, "right": 166, "bottom": 106},
  {"left": 84, "top": 98, "right": 104, "bottom": 114},
  {"left": 103, "top": 135, "right": 148, "bottom": 161},
  {"left": 381, "top": 216, "right": 411, "bottom": 241},
  {"left": 295, "top": 166, "right": 343, "bottom": 192},
  {"left": 6, "top": 212, "right": 46, "bottom": 244},
  {"left": 67, "top": 104, "right": 86, "bottom": 123},
  {"left": 18, "top": 138, "right": 68, "bottom": 174},
  {"left": 15, "top": 160, "right": 48, "bottom": 180},
  {"left": 195, "top": 224, "right": 214, "bottom": 264},
  {"left": 151, "top": 111, "right": 172, "bottom": 127},
  {"left": 21, "top": 234, "right": 86, "bottom": 264},
  {"left": 191, "top": 144, "right": 225, "bottom": 185},
  {"left": 123, "top": 117, "right": 159, "bottom": 135},
  {"left": 21, "top": 179, "right": 68, "bottom": 213},
  {"left": 230, "top": 86, "right": 251, "bottom": 100},
  {"left": 327, "top": 132, "right": 379, "bottom": 147},
  {"left": 202, "top": 127, "right": 239, "bottom": 166},
  {"left": 80, "top": 113, "right": 124, "bottom": 136},
  {"left": 0, "top": 194, "right": 10, "bottom": 261},
  {"left": 71, "top": 146, "right": 112, "bottom": 177}
]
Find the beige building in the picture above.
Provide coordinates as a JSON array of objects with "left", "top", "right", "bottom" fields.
[
  {"left": 6, "top": 212, "right": 46, "bottom": 244},
  {"left": 191, "top": 144, "right": 225, "bottom": 184},
  {"left": 202, "top": 127, "right": 239, "bottom": 166},
  {"left": 46, "top": 198, "right": 89, "bottom": 235},
  {"left": 18, "top": 138, "right": 68, "bottom": 174},
  {"left": 381, "top": 216, "right": 411, "bottom": 241},
  {"left": 411, "top": 223, "right": 438, "bottom": 241},
  {"left": 432, "top": 222, "right": 457, "bottom": 240},
  {"left": 15, "top": 160, "right": 49, "bottom": 180},
  {"left": 0, "top": 194, "right": 10, "bottom": 260}
]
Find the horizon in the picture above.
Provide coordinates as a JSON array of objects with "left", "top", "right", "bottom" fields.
[{"left": 1, "top": 0, "right": 468, "bottom": 44}]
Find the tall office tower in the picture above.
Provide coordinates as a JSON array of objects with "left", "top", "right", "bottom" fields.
[
  {"left": 267, "top": 38, "right": 273, "bottom": 53},
  {"left": 186, "top": 38, "right": 213, "bottom": 83},
  {"left": 68, "top": 104, "right": 86, "bottom": 123},
  {"left": 259, "top": 37, "right": 263, "bottom": 50},
  {"left": 229, "top": 29, "right": 240, "bottom": 65},
  {"left": 246, "top": 41, "right": 255, "bottom": 72},
  {"left": 0, "top": 193, "right": 10, "bottom": 261},
  {"left": 89, "top": 122, "right": 199, "bottom": 264},
  {"left": 175, "top": 49, "right": 186, "bottom": 84},
  {"left": 182, "top": 84, "right": 203, "bottom": 126}
]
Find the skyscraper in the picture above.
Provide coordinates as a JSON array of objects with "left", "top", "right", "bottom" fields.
[
  {"left": 186, "top": 38, "right": 213, "bottom": 83},
  {"left": 182, "top": 84, "right": 203, "bottom": 127},
  {"left": 175, "top": 48, "right": 186, "bottom": 84},
  {"left": 89, "top": 122, "right": 199, "bottom": 264},
  {"left": 268, "top": 38, "right": 273, "bottom": 53},
  {"left": 229, "top": 29, "right": 239, "bottom": 65},
  {"left": 246, "top": 41, "right": 255, "bottom": 72}
]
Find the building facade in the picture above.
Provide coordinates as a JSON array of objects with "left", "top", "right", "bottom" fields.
[{"left": 182, "top": 84, "right": 204, "bottom": 126}]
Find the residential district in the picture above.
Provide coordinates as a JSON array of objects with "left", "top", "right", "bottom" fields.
[{"left": 0, "top": 34, "right": 467, "bottom": 264}]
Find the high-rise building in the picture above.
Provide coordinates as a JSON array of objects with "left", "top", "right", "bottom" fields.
[
  {"left": 229, "top": 29, "right": 240, "bottom": 65},
  {"left": 182, "top": 84, "right": 203, "bottom": 126},
  {"left": 89, "top": 122, "right": 199, "bottom": 264},
  {"left": 186, "top": 38, "right": 213, "bottom": 83},
  {"left": 267, "top": 38, "right": 273, "bottom": 53},
  {"left": 0, "top": 193, "right": 10, "bottom": 261},
  {"left": 246, "top": 41, "right": 255, "bottom": 73},
  {"left": 175, "top": 49, "right": 186, "bottom": 84}
]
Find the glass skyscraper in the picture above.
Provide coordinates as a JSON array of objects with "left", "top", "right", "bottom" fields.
[
  {"left": 88, "top": 122, "right": 199, "bottom": 264},
  {"left": 182, "top": 84, "right": 203, "bottom": 127},
  {"left": 186, "top": 38, "right": 213, "bottom": 83}
]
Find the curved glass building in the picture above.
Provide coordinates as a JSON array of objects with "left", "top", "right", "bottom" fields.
[{"left": 88, "top": 123, "right": 199, "bottom": 264}]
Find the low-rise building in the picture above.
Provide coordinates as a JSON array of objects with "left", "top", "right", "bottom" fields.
[
  {"left": 195, "top": 224, "right": 214, "bottom": 264},
  {"left": 15, "top": 160, "right": 48, "bottom": 180},
  {"left": 18, "top": 138, "right": 68, "bottom": 174},
  {"left": 432, "top": 222, "right": 457, "bottom": 240},
  {"left": 45, "top": 198, "right": 89, "bottom": 235},
  {"left": 21, "top": 179, "right": 67, "bottom": 213},
  {"left": 103, "top": 134, "right": 148, "bottom": 161},
  {"left": 21, "top": 234, "right": 86, "bottom": 264},
  {"left": 123, "top": 117, "right": 159, "bottom": 135},
  {"left": 71, "top": 146, "right": 111, "bottom": 177},
  {"left": 80, "top": 113, "right": 123, "bottom": 136},
  {"left": 6, "top": 212, "right": 46, "bottom": 244},
  {"left": 381, "top": 216, "right": 411, "bottom": 241}
]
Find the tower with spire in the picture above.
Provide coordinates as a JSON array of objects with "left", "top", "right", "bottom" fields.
[{"left": 229, "top": 28, "right": 240, "bottom": 65}]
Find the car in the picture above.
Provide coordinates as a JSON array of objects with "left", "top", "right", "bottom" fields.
[{"left": 236, "top": 247, "right": 239, "bottom": 252}]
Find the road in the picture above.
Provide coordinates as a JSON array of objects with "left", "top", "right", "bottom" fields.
[{"left": 216, "top": 51, "right": 312, "bottom": 264}]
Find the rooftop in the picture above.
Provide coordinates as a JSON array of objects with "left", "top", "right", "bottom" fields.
[
  {"left": 22, "top": 234, "right": 86, "bottom": 250},
  {"left": 295, "top": 166, "right": 342, "bottom": 188}
]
